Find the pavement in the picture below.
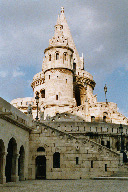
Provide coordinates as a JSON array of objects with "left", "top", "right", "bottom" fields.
[{"left": 1, "top": 179, "right": 128, "bottom": 192}]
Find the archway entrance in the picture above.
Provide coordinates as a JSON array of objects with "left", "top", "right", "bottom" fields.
[
  {"left": 5, "top": 138, "right": 17, "bottom": 182},
  {"left": 75, "top": 86, "right": 81, "bottom": 106},
  {"left": 0, "top": 139, "right": 5, "bottom": 184},
  {"left": 18, "top": 146, "right": 25, "bottom": 181},
  {"left": 36, "top": 156, "right": 46, "bottom": 179}
]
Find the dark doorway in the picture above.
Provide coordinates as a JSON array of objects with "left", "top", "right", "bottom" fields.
[
  {"left": 5, "top": 138, "right": 17, "bottom": 182},
  {"left": 75, "top": 86, "right": 81, "bottom": 106},
  {"left": 36, "top": 156, "right": 46, "bottom": 179},
  {"left": 18, "top": 146, "right": 25, "bottom": 181}
]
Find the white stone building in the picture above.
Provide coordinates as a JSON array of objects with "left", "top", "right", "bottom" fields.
[{"left": 1, "top": 7, "right": 128, "bottom": 183}]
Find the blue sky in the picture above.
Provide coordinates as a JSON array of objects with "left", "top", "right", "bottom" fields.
[{"left": 0, "top": 0, "right": 128, "bottom": 117}]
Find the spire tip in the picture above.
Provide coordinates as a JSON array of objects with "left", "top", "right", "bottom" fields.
[{"left": 61, "top": 7, "right": 64, "bottom": 13}]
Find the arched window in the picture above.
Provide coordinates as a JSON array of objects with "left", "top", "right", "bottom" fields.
[
  {"left": 56, "top": 95, "right": 58, "bottom": 100},
  {"left": 53, "top": 152, "right": 60, "bottom": 168},
  {"left": 91, "top": 116, "right": 95, "bottom": 122},
  {"left": 63, "top": 53, "right": 67, "bottom": 63},
  {"left": 36, "top": 92, "right": 39, "bottom": 96},
  {"left": 56, "top": 52, "right": 59, "bottom": 60},
  {"left": 103, "top": 116, "right": 106, "bottom": 122},
  {"left": 49, "top": 54, "right": 51, "bottom": 61},
  {"left": 37, "top": 147, "right": 45, "bottom": 152}
]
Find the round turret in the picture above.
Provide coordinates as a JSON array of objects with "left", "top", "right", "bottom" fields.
[{"left": 42, "top": 16, "right": 76, "bottom": 118}]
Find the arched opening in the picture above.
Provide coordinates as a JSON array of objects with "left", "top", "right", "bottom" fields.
[
  {"left": 56, "top": 52, "right": 59, "bottom": 60},
  {"left": 103, "top": 116, "right": 106, "bottom": 122},
  {"left": 36, "top": 156, "right": 46, "bottom": 179},
  {"left": 75, "top": 86, "right": 81, "bottom": 107},
  {"left": 0, "top": 139, "right": 5, "bottom": 184},
  {"left": 5, "top": 138, "right": 17, "bottom": 182},
  {"left": 18, "top": 146, "right": 25, "bottom": 181},
  {"left": 37, "top": 147, "right": 45, "bottom": 152},
  {"left": 49, "top": 54, "right": 51, "bottom": 61},
  {"left": 63, "top": 52, "right": 67, "bottom": 63},
  {"left": 53, "top": 152, "right": 60, "bottom": 168},
  {"left": 91, "top": 116, "right": 95, "bottom": 122}
]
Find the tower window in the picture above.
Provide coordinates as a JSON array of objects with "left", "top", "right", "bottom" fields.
[
  {"left": 66, "top": 79, "right": 67, "bottom": 83},
  {"left": 56, "top": 52, "right": 59, "bottom": 60},
  {"left": 73, "top": 63, "right": 76, "bottom": 70},
  {"left": 49, "top": 54, "right": 51, "bottom": 61},
  {"left": 76, "top": 157, "right": 79, "bottom": 165},
  {"left": 91, "top": 116, "right": 95, "bottom": 122},
  {"left": 56, "top": 95, "right": 58, "bottom": 100},
  {"left": 63, "top": 53, "right": 67, "bottom": 63},
  {"left": 49, "top": 75, "right": 50, "bottom": 79},
  {"left": 103, "top": 116, "right": 106, "bottom": 122}
]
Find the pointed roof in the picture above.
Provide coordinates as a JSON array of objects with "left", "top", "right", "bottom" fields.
[
  {"left": 59, "top": 7, "right": 81, "bottom": 69},
  {"left": 56, "top": 15, "right": 61, "bottom": 25}
]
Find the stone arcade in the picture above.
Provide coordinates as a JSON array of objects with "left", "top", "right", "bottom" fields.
[{"left": 0, "top": 7, "right": 128, "bottom": 183}]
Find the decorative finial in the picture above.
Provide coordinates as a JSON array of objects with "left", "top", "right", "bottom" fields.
[
  {"left": 104, "top": 84, "right": 107, "bottom": 103},
  {"left": 61, "top": 7, "right": 64, "bottom": 13}
]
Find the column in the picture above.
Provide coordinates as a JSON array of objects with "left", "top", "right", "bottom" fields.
[
  {"left": 11, "top": 154, "right": 19, "bottom": 182},
  {"left": 0, "top": 152, "right": 7, "bottom": 184}
]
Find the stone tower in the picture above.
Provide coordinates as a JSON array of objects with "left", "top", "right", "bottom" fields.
[{"left": 42, "top": 7, "right": 76, "bottom": 118}]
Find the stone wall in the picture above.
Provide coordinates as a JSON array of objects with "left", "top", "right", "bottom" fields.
[{"left": 28, "top": 123, "right": 120, "bottom": 179}]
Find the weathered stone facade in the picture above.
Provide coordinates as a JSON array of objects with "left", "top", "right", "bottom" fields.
[{"left": 1, "top": 7, "right": 128, "bottom": 183}]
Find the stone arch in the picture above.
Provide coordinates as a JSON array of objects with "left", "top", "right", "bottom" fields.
[
  {"left": 0, "top": 139, "right": 5, "bottom": 184},
  {"left": 35, "top": 156, "right": 46, "bottom": 179},
  {"left": 74, "top": 84, "right": 86, "bottom": 106},
  {"left": 103, "top": 112, "right": 108, "bottom": 122},
  {"left": 37, "top": 147, "right": 45, "bottom": 152},
  {"left": 5, "top": 137, "right": 17, "bottom": 182},
  {"left": 74, "top": 85, "right": 81, "bottom": 106},
  {"left": 18, "top": 145, "right": 25, "bottom": 181}
]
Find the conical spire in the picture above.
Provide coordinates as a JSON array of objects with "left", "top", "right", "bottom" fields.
[
  {"left": 56, "top": 14, "right": 60, "bottom": 25},
  {"left": 59, "top": 7, "right": 81, "bottom": 69}
]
